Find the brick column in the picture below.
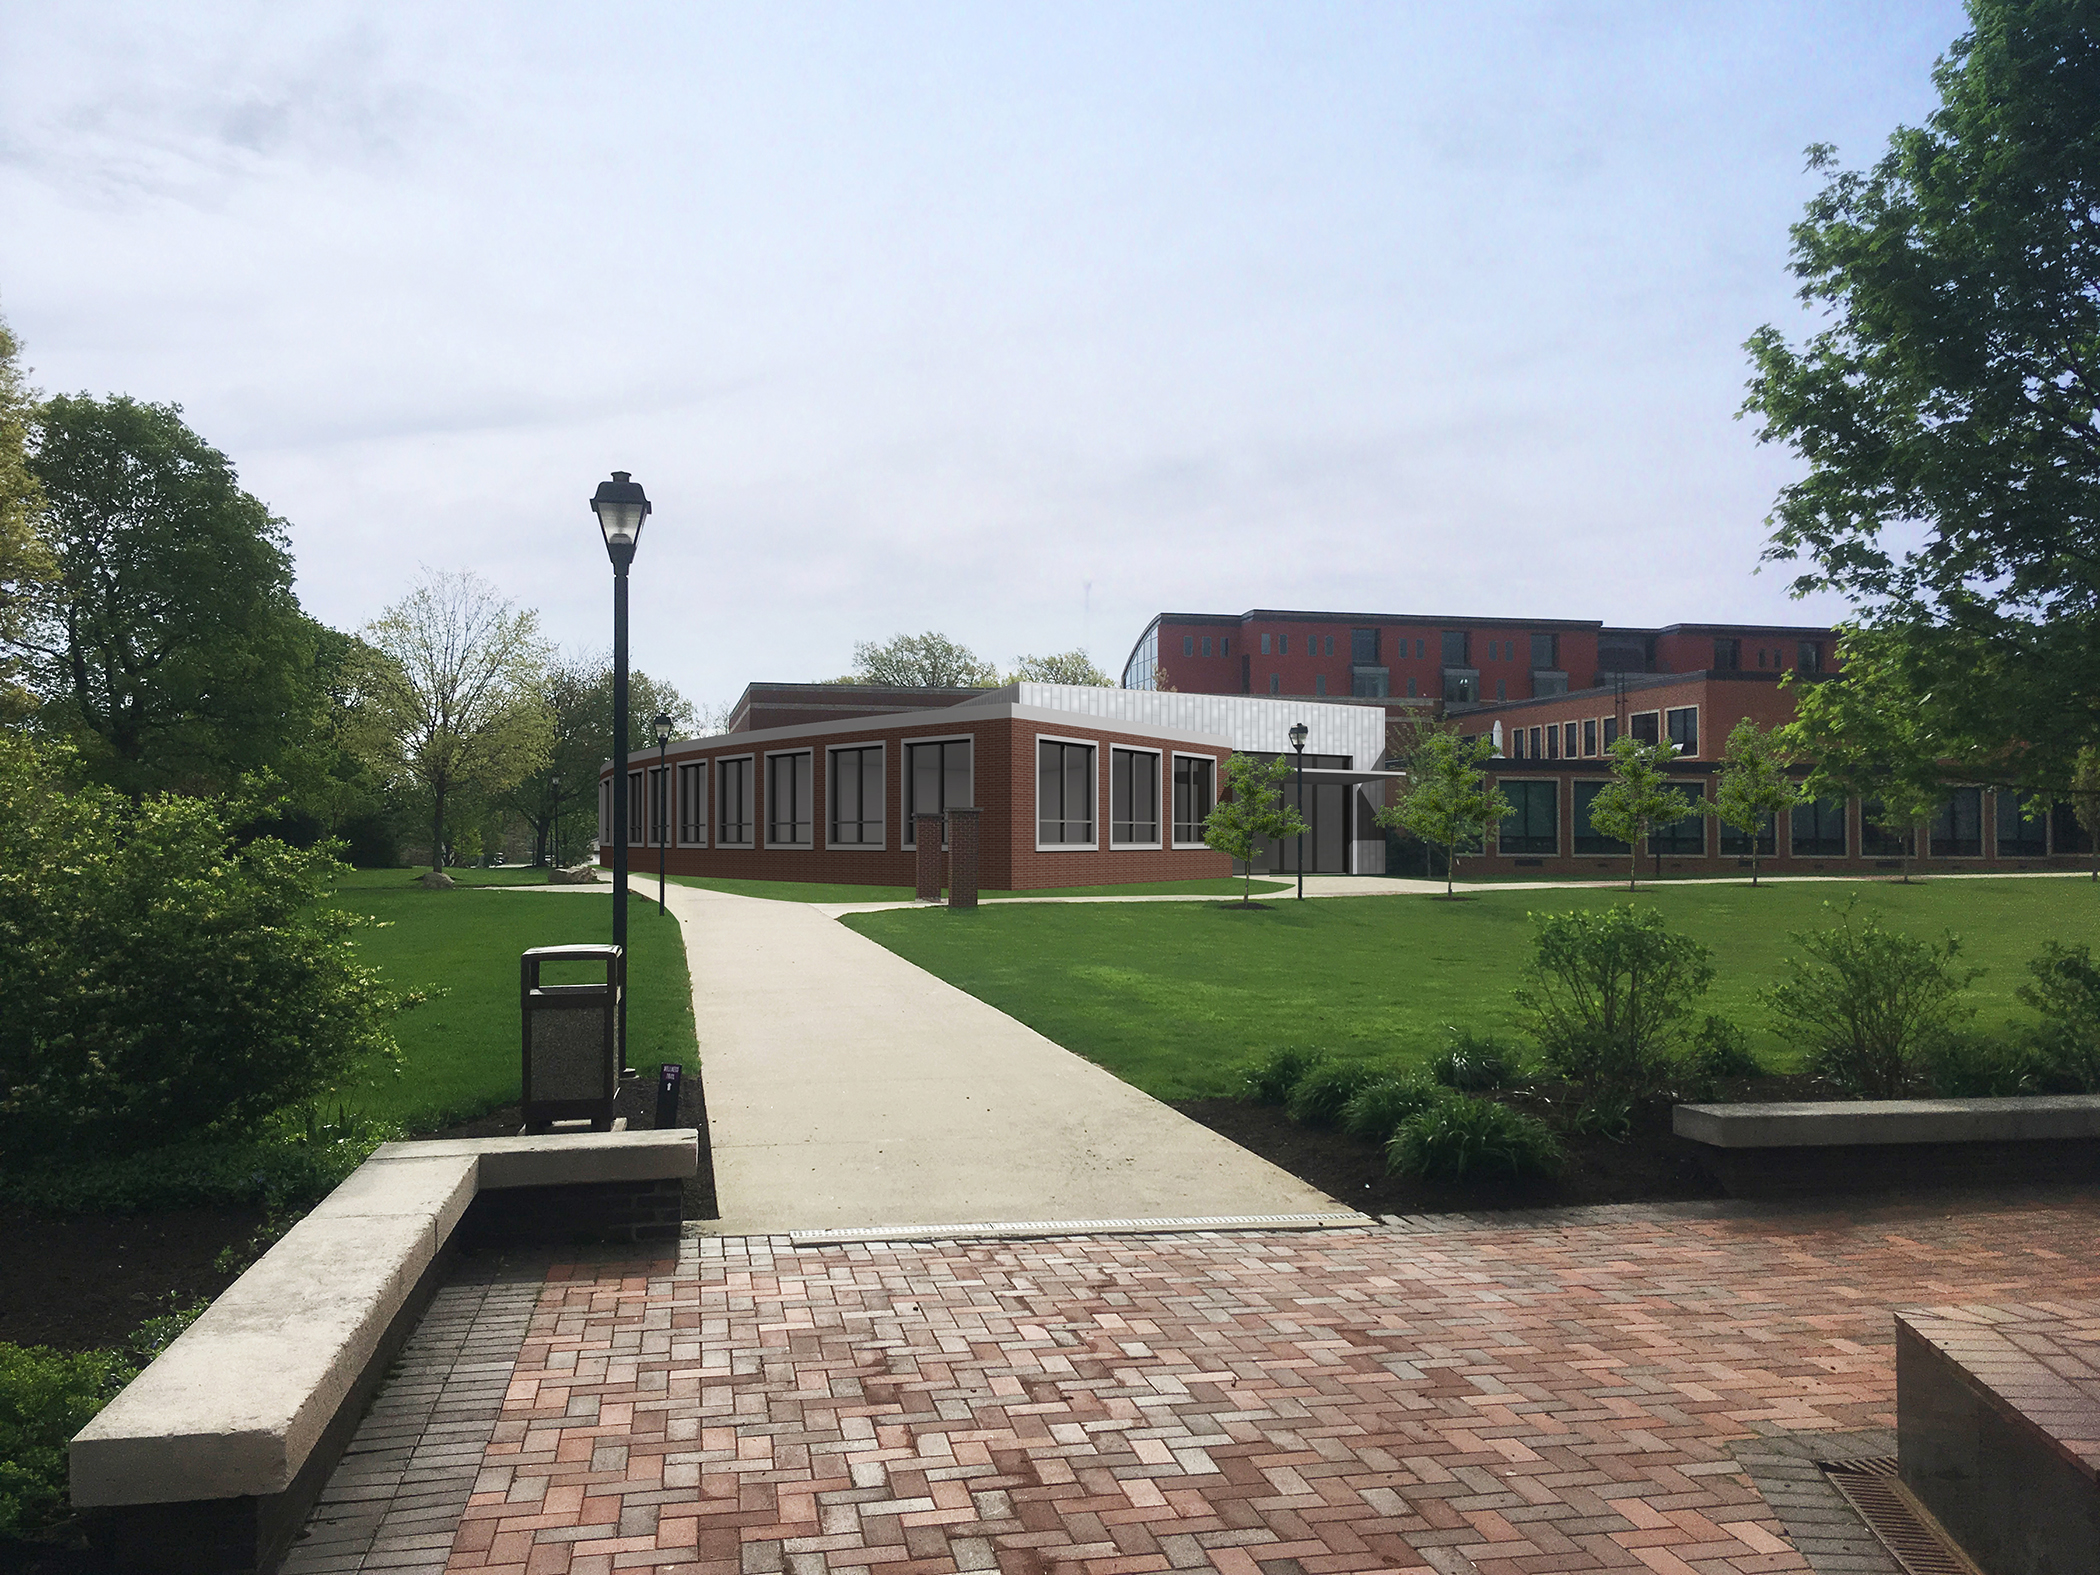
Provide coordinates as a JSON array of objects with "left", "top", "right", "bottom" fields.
[
  {"left": 915, "top": 814, "right": 944, "bottom": 901},
  {"left": 945, "top": 807, "right": 981, "bottom": 908}
]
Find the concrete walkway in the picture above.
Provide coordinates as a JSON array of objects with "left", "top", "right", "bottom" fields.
[{"left": 662, "top": 882, "right": 1354, "bottom": 1236}]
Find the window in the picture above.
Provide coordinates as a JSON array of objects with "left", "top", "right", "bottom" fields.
[
  {"left": 1931, "top": 787, "right": 1982, "bottom": 857},
  {"left": 1602, "top": 717, "right": 1619, "bottom": 747},
  {"left": 1583, "top": 719, "right": 1598, "bottom": 756},
  {"left": 1564, "top": 723, "right": 1578, "bottom": 757},
  {"left": 1997, "top": 791, "right": 2047, "bottom": 857},
  {"left": 1861, "top": 801, "right": 1913, "bottom": 858},
  {"left": 717, "top": 758, "right": 753, "bottom": 845},
  {"left": 1405, "top": 677, "right": 1417, "bottom": 697},
  {"left": 1261, "top": 633, "right": 1272, "bottom": 654},
  {"left": 649, "top": 766, "right": 670, "bottom": 845},
  {"left": 1574, "top": 782, "right": 1630, "bottom": 853},
  {"left": 599, "top": 777, "right": 612, "bottom": 846},
  {"left": 767, "top": 752, "right": 813, "bottom": 846},
  {"left": 1314, "top": 675, "right": 1327, "bottom": 696},
  {"left": 1443, "top": 671, "right": 1475, "bottom": 703},
  {"left": 1713, "top": 638, "right": 1741, "bottom": 670},
  {"left": 828, "top": 746, "right": 883, "bottom": 846},
  {"left": 1499, "top": 781, "right": 1558, "bottom": 854},
  {"left": 1038, "top": 739, "right": 1095, "bottom": 845},
  {"left": 1652, "top": 797, "right": 1707, "bottom": 855},
  {"left": 904, "top": 739, "right": 972, "bottom": 846},
  {"left": 1665, "top": 707, "right": 1698, "bottom": 755},
  {"left": 1352, "top": 669, "right": 1389, "bottom": 697},
  {"left": 1758, "top": 648, "right": 1768, "bottom": 668},
  {"left": 1351, "top": 628, "right": 1378, "bottom": 664},
  {"left": 1530, "top": 633, "right": 1556, "bottom": 670},
  {"left": 678, "top": 762, "right": 706, "bottom": 844},
  {"left": 1279, "top": 634, "right": 1289, "bottom": 655},
  {"left": 1111, "top": 748, "right": 1160, "bottom": 845},
  {"left": 1441, "top": 629, "right": 1469, "bottom": 666},
  {"left": 1323, "top": 635, "right": 1334, "bottom": 656},
  {"left": 1495, "top": 680, "right": 1506, "bottom": 702},
  {"left": 1630, "top": 711, "right": 1660, "bottom": 745},
  {"left": 1528, "top": 727, "right": 1542, "bottom": 757},
  {"left": 1220, "top": 638, "right": 1229, "bottom": 656},
  {"left": 1265, "top": 673, "right": 1278, "bottom": 693},
  {"left": 1545, "top": 724, "right": 1558, "bottom": 760},
  {"left": 1512, "top": 728, "right": 1525, "bottom": 760},
  {"left": 1791, "top": 797, "right": 1846, "bottom": 857},
  {"left": 1719, "top": 811, "right": 1776, "bottom": 856},
  {"left": 1798, "top": 642, "right": 1823, "bottom": 674},
  {"left": 2053, "top": 799, "right": 2094, "bottom": 854},
  {"left": 628, "top": 771, "right": 645, "bottom": 844},
  {"left": 1487, "top": 640, "right": 1499, "bottom": 661},
  {"left": 1415, "top": 638, "right": 1426, "bottom": 659},
  {"left": 1201, "top": 636, "right": 1212, "bottom": 657},
  {"left": 1173, "top": 755, "right": 1215, "bottom": 844},
  {"left": 1182, "top": 634, "right": 1194, "bottom": 656}
]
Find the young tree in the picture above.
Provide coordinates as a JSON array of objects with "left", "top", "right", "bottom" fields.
[
  {"left": 1009, "top": 649, "right": 1111, "bottom": 685},
  {"left": 1743, "top": 2, "right": 2100, "bottom": 787},
  {"left": 1710, "top": 718, "right": 1801, "bottom": 886},
  {"left": 1782, "top": 644, "right": 1946, "bottom": 883},
  {"left": 353, "top": 570, "right": 554, "bottom": 873},
  {"left": 1373, "top": 729, "right": 1512, "bottom": 896},
  {"left": 844, "top": 632, "right": 999, "bottom": 687},
  {"left": 1202, "top": 752, "right": 1307, "bottom": 906},
  {"left": 2071, "top": 745, "right": 2100, "bottom": 883},
  {"left": 1586, "top": 738, "right": 1698, "bottom": 892},
  {"left": 0, "top": 310, "right": 53, "bottom": 719}
]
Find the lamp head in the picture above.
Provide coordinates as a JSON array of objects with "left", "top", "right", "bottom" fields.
[
  {"left": 591, "top": 471, "right": 652, "bottom": 563},
  {"left": 652, "top": 711, "right": 673, "bottom": 747},
  {"left": 1289, "top": 722, "right": 1309, "bottom": 751}
]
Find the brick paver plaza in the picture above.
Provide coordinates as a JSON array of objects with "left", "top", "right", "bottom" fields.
[{"left": 293, "top": 1190, "right": 2100, "bottom": 1575}]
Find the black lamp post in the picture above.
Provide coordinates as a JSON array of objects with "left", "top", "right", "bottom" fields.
[
  {"left": 653, "top": 711, "right": 673, "bottom": 914},
  {"left": 591, "top": 470, "right": 651, "bottom": 1069},
  {"left": 1289, "top": 722, "right": 1309, "bottom": 900}
]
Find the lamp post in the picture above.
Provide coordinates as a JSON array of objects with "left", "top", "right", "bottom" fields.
[
  {"left": 653, "top": 711, "right": 673, "bottom": 914},
  {"left": 591, "top": 470, "right": 651, "bottom": 1070},
  {"left": 1289, "top": 722, "right": 1309, "bottom": 901}
]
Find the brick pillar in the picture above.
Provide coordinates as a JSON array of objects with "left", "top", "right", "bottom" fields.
[
  {"left": 915, "top": 814, "right": 944, "bottom": 901},
  {"left": 945, "top": 807, "right": 981, "bottom": 909}
]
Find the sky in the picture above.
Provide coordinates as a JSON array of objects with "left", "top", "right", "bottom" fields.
[{"left": 0, "top": 1, "right": 1970, "bottom": 713}]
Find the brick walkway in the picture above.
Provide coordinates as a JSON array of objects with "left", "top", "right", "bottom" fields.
[{"left": 309, "top": 1192, "right": 2100, "bottom": 1574}]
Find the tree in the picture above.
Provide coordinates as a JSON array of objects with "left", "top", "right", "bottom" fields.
[
  {"left": 1513, "top": 905, "right": 1718, "bottom": 1100},
  {"left": 353, "top": 570, "right": 553, "bottom": 873},
  {"left": 1710, "top": 718, "right": 1801, "bottom": 886},
  {"left": 1009, "top": 649, "right": 1111, "bottom": 685},
  {"left": 1782, "top": 644, "right": 1946, "bottom": 882},
  {"left": 1374, "top": 729, "right": 1511, "bottom": 896},
  {"left": 1202, "top": 752, "right": 1307, "bottom": 906},
  {"left": 845, "top": 632, "right": 999, "bottom": 687},
  {"left": 2072, "top": 745, "right": 2100, "bottom": 882},
  {"left": 0, "top": 310, "right": 53, "bottom": 720},
  {"left": 12, "top": 395, "right": 313, "bottom": 797},
  {"left": 1586, "top": 738, "right": 1698, "bottom": 892},
  {"left": 1742, "top": 2, "right": 2100, "bottom": 791}
]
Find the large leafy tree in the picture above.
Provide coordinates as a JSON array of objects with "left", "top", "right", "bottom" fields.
[
  {"left": 0, "top": 311, "right": 53, "bottom": 719},
  {"left": 13, "top": 395, "right": 311, "bottom": 795},
  {"left": 1783, "top": 646, "right": 1948, "bottom": 882},
  {"left": 1586, "top": 739, "right": 1699, "bottom": 893},
  {"left": 1202, "top": 752, "right": 1307, "bottom": 906},
  {"left": 1374, "top": 728, "right": 1511, "bottom": 896},
  {"left": 844, "top": 631, "right": 999, "bottom": 687},
  {"left": 1710, "top": 718, "right": 1802, "bottom": 886},
  {"left": 1743, "top": 0, "right": 2100, "bottom": 791},
  {"left": 1010, "top": 650, "right": 1111, "bottom": 685}
]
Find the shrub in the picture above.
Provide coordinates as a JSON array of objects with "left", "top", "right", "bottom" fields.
[
  {"left": 1688, "top": 1016, "right": 1761, "bottom": 1082},
  {"left": 0, "top": 1130, "right": 384, "bottom": 1217},
  {"left": 1240, "top": 1046, "right": 1325, "bottom": 1106},
  {"left": 1387, "top": 1096, "right": 1561, "bottom": 1185},
  {"left": 1765, "top": 905, "right": 1979, "bottom": 1097},
  {"left": 1513, "top": 904, "right": 1716, "bottom": 1097},
  {"left": 1923, "top": 1033, "right": 2045, "bottom": 1098},
  {"left": 0, "top": 1343, "right": 131, "bottom": 1539},
  {"left": 1286, "top": 1061, "right": 1383, "bottom": 1128},
  {"left": 1339, "top": 1077, "right": 1447, "bottom": 1141},
  {"left": 2019, "top": 942, "right": 2100, "bottom": 1091},
  {"left": 0, "top": 736, "right": 408, "bottom": 1158},
  {"left": 1428, "top": 1030, "right": 1519, "bottom": 1091}
]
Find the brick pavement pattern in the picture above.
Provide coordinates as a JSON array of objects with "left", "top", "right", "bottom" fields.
[{"left": 444, "top": 1195, "right": 2100, "bottom": 1575}]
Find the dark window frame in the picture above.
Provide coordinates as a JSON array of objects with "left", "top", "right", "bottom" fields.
[
  {"left": 1574, "top": 780, "right": 1630, "bottom": 854},
  {"left": 1037, "top": 736, "right": 1098, "bottom": 848},
  {"left": 765, "top": 750, "right": 815, "bottom": 849},
  {"left": 827, "top": 743, "right": 885, "bottom": 848},
  {"left": 716, "top": 756, "right": 755, "bottom": 847},
  {"left": 1790, "top": 796, "right": 1846, "bottom": 857},
  {"left": 1110, "top": 746, "right": 1162, "bottom": 847},
  {"left": 1665, "top": 706, "right": 1698, "bottom": 755},
  {"left": 678, "top": 761, "right": 706, "bottom": 846},
  {"left": 1172, "top": 753, "right": 1216, "bottom": 847},
  {"left": 902, "top": 735, "right": 974, "bottom": 849},
  {"left": 1499, "top": 779, "right": 1559, "bottom": 855}
]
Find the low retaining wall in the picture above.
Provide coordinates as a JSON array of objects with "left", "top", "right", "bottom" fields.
[
  {"left": 69, "top": 1129, "right": 699, "bottom": 1575},
  {"left": 1672, "top": 1095, "right": 2100, "bottom": 1196}
]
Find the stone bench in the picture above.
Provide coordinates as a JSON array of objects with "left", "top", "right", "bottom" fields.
[
  {"left": 1896, "top": 1302, "right": 2100, "bottom": 1574},
  {"left": 70, "top": 1129, "right": 699, "bottom": 1575},
  {"left": 1671, "top": 1094, "right": 2100, "bottom": 1196}
]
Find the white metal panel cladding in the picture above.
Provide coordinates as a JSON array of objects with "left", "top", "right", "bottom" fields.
[{"left": 1009, "top": 684, "right": 1386, "bottom": 770}]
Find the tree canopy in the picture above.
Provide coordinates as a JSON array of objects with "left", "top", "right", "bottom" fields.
[
  {"left": 845, "top": 632, "right": 1000, "bottom": 687},
  {"left": 1374, "top": 729, "right": 1510, "bottom": 896},
  {"left": 1010, "top": 650, "right": 1111, "bottom": 686},
  {"left": 1586, "top": 738, "right": 1699, "bottom": 892},
  {"left": 0, "top": 311, "right": 52, "bottom": 719}
]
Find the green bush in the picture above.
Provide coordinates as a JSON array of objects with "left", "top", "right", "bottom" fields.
[
  {"left": 0, "top": 736, "right": 409, "bottom": 1157},
  {"left": 1513, "top": 904, "right": 1715, "bottom": 1098},
  {"left": 1923, "top": 1033, "right": 2046, "bottom": 1098},
  {"left": 1765, "top": 905, "right": 1979, "bottom": 1097},
  {"left": 2019, "top": 942, "right": 2100, "bottom": 1091},
  {"left": 1387, "top": 1096, "right": 1561, "bottom": 1185},
  {"left": 0, "top": 1343, "right": 131, "bottom": 1539},
  {"left": 1428, "top": 1030, "right": 1519, "bottom": 1091},
  {"left": 0, "top": 1130, "right": 383, "bottom": 1217},
  {"left": 1240, "top": 1046, "right": 1325, "bottom": 1105},
  {"left": 1285, "top": 1061, "right": 1383, "bottom": 1128},
  {"left": 1339, "top": 1077, "right": 1447, "bottom": 1141}
]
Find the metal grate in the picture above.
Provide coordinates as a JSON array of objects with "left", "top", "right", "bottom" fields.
[{"left": 1819, "top": 1456, "right": 1981, "bottom": 1575}]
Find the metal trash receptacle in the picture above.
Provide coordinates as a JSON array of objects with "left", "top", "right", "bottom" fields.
[{"left": 521, "top": 944, "right": 623, "bottom": 1133}]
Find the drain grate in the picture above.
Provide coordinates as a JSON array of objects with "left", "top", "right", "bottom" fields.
[{"left": 1819, "top": 1456, "right": 1980, "bottom": 1575}]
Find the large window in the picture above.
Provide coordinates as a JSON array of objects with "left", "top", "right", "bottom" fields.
[
  {"left": 2054, "top": 800, "right": 2094, "bottom": 854},
  {"left": 1998, "top": 791, "right": 2048, "bottom": 857},
  {"left": 599, "top": 777, "right": 612, "bottom": 846},
  {"left": 1111, "top": 748, "right": 1161, "bottom": 845},
  {"left": 829, "top": 746, "right": 883, "bottom": 846},
  {"left": 1861, "top": 800, "right": 1913, "bottom": 858},
  {"left": 717, "top": 758, "right": 753, "bottom": 846},
  {"left": 648, "top": 765, "right": 670, "bottom": 845},
  {"left": 1791, "top": 797, "right": 1846, "bottom": 857},
  {"left": 1499, "top": 781, "right": 1558, "bottom": 854},
  {"left": 1530, "top": 633, "right": 1556, "bottom": 670},
  {"left": 1931, "top": 787, "right": 1982, "bottom": 857},
  {"left": 678, "top": 763, "right": 706, "bottom": 845},
  {"left": 627, "top": 771, "right": 645, "bottom": 844},
  {"left": 1719, "top": 811, "right": 1776, "bottom": 857},
  {"left": 1173, "top": 755, "right": 1214, "bottom": 844},
  {"left": 1038, "top": 739, "right": 1096, "bottom": 845},
  {"left": 767, "top": 752, "right": 813, "bottom": 846},
  {"left": 1602, "top": 717, "right": 1619, "bottom": 748},
  {"left": 1573, "top": 782, "right": 1629, "bottom": 854},
  {"left": 1665, "top": 707, "right": 1698, "bottom": 755},
  {"left": 1630, "top": 711, "right": 1660, "bottom": 745},
  {"left": 1651, "top": 797, "right": 1707, "bottom": 855},
  {"left": 904, "top": 738, "right": 972, "bottom": 846},
  {"left": 1583, "top": 718, "right": 1598, "bottom": 756},
  {"left": 1713, "top": 638, "right": 1740, "bottom": 670}
]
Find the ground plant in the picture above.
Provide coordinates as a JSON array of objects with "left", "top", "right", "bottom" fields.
[
  {"left": 1338, "top": 1077, "right": 1446, "bottom": 1141},
  {"left": 1512, "top": 904, "right": 1716, "bottom": 1100},
  {"left": 1387, "top": 1097, "right": 1561, "bottom": 1184},
  {"left": 2017, "top": 941, "right": 2100, "bottom": 1091},
  {"left": 1283, "top": 1061, "right": 1381, "bottom": 1129},
  {"left": 0, "top": 1343, "right": 129, "bottom": 1539},
  {"left": 1239, "top": 1046, "right": 1325, "bottom": 1106},
  {"left": 1765, "top": 903, "right": 1979, "bottom": 1097},
  {"left": 1427, "top": 1030, "right": 1519, "bottom": 1091}
]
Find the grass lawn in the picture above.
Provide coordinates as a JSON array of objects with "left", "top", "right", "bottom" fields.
[
  {"left": 326, "top": 870, "right": 699, "bottom": 1128},
  {"left": 842, "top": 876, "right": 2100, "bottom": 1100},
  {"left": 664, "top": 873, "right": 1290, "bottom": 902}
]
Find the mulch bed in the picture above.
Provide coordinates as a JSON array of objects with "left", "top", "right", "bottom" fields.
[{"left": 0, "top": 1205, "right": 266, "bottom": 1354}]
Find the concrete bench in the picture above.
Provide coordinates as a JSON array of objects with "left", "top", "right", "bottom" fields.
[
  {"left": 1897, "top": 1302, "right": 2100, "bottom": 1574},
  {"left": 70, "top": 1129, "right": 698, "bottom": 1575},
  {"left": 1672, "top": 1095, "right": 2100, "bottom": 1196}
]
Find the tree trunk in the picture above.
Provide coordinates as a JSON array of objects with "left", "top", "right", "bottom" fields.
[
  {"left": 431, "top": 795, "right": 445, "bottom": 874},
  {"left": 1445, "top": 846, "right": 1453, "bottom": 897}
]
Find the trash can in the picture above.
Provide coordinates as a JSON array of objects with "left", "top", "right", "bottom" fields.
[{"left": 521, "top": 944, "right": 623, "bottom": 1133}]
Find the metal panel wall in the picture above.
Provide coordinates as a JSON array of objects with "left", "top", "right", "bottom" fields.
[{"left": 1008, "top": 684, "right": 1387, "bottom": 770}]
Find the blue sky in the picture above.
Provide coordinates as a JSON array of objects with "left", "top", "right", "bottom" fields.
[{"left": 0, "top": 2, "right": 1967, "bottom": 711}]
